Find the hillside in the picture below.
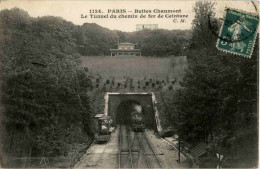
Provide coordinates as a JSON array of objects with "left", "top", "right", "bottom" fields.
[{"left": 81, "top": 56, "right": 187, "bottom": 81}]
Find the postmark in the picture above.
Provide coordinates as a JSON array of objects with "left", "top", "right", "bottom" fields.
[{"left": 216, "top": 8, "right": 259, "bottom": 58}]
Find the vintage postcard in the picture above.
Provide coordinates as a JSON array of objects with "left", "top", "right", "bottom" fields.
[{"left": 0, "top": 0, "right": 258, "bottom": 168}]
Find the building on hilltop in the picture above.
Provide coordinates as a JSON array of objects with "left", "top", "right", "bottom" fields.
[
  {"left": 110, "top": 42, "right": 141, "bottom": 56},
  {"left": 136, "top": 24, "right": 158, "bottom": 31}
]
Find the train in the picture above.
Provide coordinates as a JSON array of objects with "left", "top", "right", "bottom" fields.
[
  {"left": 131, "top": 110, "right": 145, "bottom": 131},
  {"left": 96, "top": 115, "right": 112, "bottom": 142}
]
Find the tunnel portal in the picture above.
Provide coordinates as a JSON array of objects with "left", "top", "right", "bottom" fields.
[{"left": 106, "top": 93, "right": 157, "bottom": 130}]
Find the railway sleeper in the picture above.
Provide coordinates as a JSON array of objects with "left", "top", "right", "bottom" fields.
[
  {"left": 130, "top": 147, "right": 140, "bottom": 152},
  {"left": 120, "top": 152, "right": 129, "bottom": 155}
]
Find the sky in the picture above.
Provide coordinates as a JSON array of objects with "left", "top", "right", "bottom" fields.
[{"left": 0, "top": 0, "right": 258, "bottom": 32}]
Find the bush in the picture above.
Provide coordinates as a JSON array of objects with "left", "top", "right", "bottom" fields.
[
  {"left": 145, "top": 81, "right": 150, "bottom": 86},
  {"left": 168, "top": 85, "right": 173, "bottom": 90}
]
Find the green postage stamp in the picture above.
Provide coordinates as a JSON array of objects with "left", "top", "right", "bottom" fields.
[{"left": 217, "top": 8, "right": 259, "bottom": 58}]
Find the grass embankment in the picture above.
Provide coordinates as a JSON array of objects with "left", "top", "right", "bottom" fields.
[{"left": 81, "top": 56, "right": 187, "bottom": 81}]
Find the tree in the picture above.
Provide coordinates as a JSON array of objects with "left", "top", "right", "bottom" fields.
[
  {"left": 169, "top": 2, "right": 258, "bottom": 167},
  {"left": 189, "top": 1, "right": 216, "bottom": 50},
  {"left": 1, "top": 8, "right": 95, "bottom": 163}
]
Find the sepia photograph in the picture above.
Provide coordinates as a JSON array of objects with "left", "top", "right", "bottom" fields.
[{"left": 0, "top": 0, "right": 259, "bottom": 168}]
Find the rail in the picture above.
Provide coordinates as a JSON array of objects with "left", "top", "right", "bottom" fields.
[
  {"left": 136, "top": 132, "right": 150, "bottom": 168},
  {"left": 127, "top": 126, "right": 133, "bottom": 169},
  {"left": 119, "top": 125, "right": 162, "bottom": 168},
  {"left": 142, "top": 131, "right": 163, "bottom": 168},
  {"left": 119, "top": 125, "right": 134, "bottom": 169},
  {"left": 119, "top": 125, "right": 122, "bottom": 169}
]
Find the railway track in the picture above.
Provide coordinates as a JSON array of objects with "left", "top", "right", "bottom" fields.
[
  {"left": 118, "top": 125, "right": 162, "bottom": 168},
  {"left": 119, "top": 125, "right": 133, "bottom": 168},
  {"left": 135, "top": 131, "right": 163, "bottom": 168}
]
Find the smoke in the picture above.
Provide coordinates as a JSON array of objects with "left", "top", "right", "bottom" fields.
[{"left": 133, "top": 104, "right": 142, "bottom": 113}]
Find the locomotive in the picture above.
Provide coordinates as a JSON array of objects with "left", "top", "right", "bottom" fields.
[{"left": 131, "top": 111, "right": 145, "bottom": 131}]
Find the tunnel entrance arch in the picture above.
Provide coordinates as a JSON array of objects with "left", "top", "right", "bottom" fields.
[
  {"left": 116, "top": 100, "right": 143, "bottom": 125},
  {"left": 104, "top": 93, "right": 161, "bottom": 131}
]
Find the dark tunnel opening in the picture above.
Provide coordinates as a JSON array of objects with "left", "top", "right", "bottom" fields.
[{"left": 116, "top": 100, "right": 142, "bottom": 125}]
